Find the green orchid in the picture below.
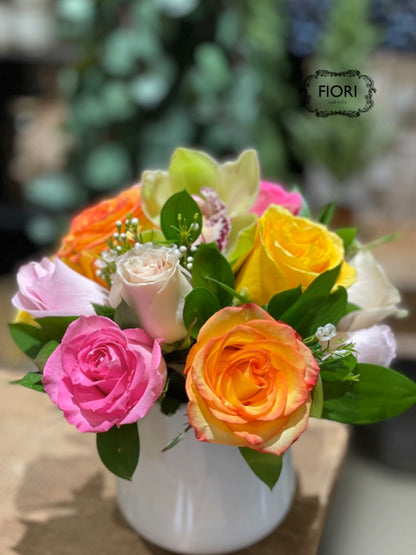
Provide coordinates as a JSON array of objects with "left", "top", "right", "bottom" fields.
[{"left": 140, "top": 148, "right": 260, "bottom": 263}]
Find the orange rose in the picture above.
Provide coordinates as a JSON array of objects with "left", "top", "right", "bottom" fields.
[
  {"left": 57, "top": 186, "right": 154, "bottom": 284},
  {"left": 185, "top": 304, "right": 320, "bottom": 455}
]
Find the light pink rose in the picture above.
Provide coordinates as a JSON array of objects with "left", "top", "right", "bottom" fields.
[
  {"left": 43, "top": 316, "right": 167, "bottom": 432},
  {"left": 336, "top": 325, "right": 397, "bottom": 367},
  {"left": 249, "top": 180, "right": 302, "bottom": 216},
  {"left": 12, "top": 257, "right": 108, "bottom": 318}
]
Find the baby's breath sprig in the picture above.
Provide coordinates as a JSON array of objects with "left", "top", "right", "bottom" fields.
[
  {"left": 95, "top": 215, "right": 144, "bottom": 286},
  {"left": 169, "top": 242, "right": 198, "bottom": 272},
  {"left": 107, "top": 216, "right": 143, "bottom": 254},
  {"left": 170, "top": 212, "right": 200, "bottom": 271},
  {"left": 174, "top": 213, "right": 200, "bottom": 245},
  {"left": 314, "top": 340, "right": 358, "bottom": 364},
  {"left": 308, "top": 336, "right": 360, "bottom": 383},
  {"left": 305, "top": 323, "right": 358, "bottom": 367},
  {"left": 159, "top": 190, "right": 203, "bottom": 271},
  {"left": 95, "top": 250, "right": 117, "bottom": 288}
]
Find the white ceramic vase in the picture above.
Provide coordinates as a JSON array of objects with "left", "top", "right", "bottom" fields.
[{"left": 117, "top": 405, "right": 295, "bottom": 554}]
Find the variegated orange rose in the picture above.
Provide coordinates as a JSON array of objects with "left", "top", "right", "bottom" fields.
[
  {"left": 57, "top": 185, "right": 154, "bottom": 284},
  {"left": 185, "top": 304, "right": 320, "bottom": 456}
]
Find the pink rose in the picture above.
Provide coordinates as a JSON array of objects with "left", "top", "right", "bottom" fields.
[
  {"left": 249, "top": 180, "right": 302, "bottom": 217},
  {"left": 43, "top": 316, "right": 167, "bottom": 432},
  {"left": 12, "top": 257, "right": 108, "bottom": 318}
]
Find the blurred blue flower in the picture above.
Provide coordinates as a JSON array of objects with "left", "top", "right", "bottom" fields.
[
  {"left": 383, "top": 10, "right": 416, "bottom": 50},
  {"left": 286, "top": 0, "right": 332, "bottom": 57},
  {"left": 287, "top": 0, "right": 416, "bottom": 56}
]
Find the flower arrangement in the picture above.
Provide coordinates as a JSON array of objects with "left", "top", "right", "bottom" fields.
[{"left": 10, "top": 148, "right": 416, "bottom": 489}]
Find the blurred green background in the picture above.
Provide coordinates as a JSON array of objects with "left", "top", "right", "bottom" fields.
[{"left": 1, "top": 0, "right": 416, "bottom": 257}]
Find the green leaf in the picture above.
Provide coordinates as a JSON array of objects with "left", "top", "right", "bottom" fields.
[
  {"left": 96, "top": 423, "right": 140, "bottom": 480},
  {"left": 35, "top": 316, "right": 78, "bottom": 342},
  {"left": 34, "top": 340, "right": 59, "bottom": 372},
  {"left": 206, "top": 277, "right": 249, "bottom": 304},
  {"left": 239, "top": 447, "right": 283, "bottom": 490},
  {"left": 92, "top": 303, "right": 116, "bottom": 319},
  {"left": 160, "top": 190, "right": 202, "bottom": 242},
  {"left": 335, "top": 227, "right": 357, "bottom": 251},
  {"left": 362, "top": 233, "right": 401, "bottom": 251},
  {"left": 320, "top": 354, "right": 358, "bottom": 383},
  {"left": 183, "top": 287, "right": 220, "bottom": 339},
  {"left": 267, "top": 286, "right": 302, "bottom": 320},
  {"left": 11, "top": 372, "right": 45, "bottom": 393},
  {"left": 9, "top": 317, "right": 77, "bottom": 359},
  {"left": 160, "top": 395, "right": 182, "bottom": 416},
  {"left": 292, "top": 186, "right": 311, "bottom": 218},
  {"left": 162, "top": 425, "right": 192, "bottom": 453},
  {"left": 323, "top": 363, "right": 416, "bottom": 424},
  {"left": 279, "top": 265, "right": 341, "bottom": 337},
  {"left": 310, "top": 375, "right": 324, "bottom": 418},
  {"left": 160, "top": 368, "right": 187, "bottom": 416},
  {"left": 192, "top": 244, "right": 235, "bottom": 307},
  {"left": 345, "top": 302, "right": 361, "bottom": 316},
  {"left": 307, "top": 286, "right": 348, "bottom": 334},
  {"left": 318, "top": 201, "right": 336, "bottom": 225},
  {"left": 8, "top": 322, "right": 44, "bottom": 359}
]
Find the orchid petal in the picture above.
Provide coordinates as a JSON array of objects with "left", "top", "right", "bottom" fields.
[
  {"left": 225, "top": 214, "right": 257, "bottom": 269},
  {"left": 141, "top": 169, "right": 171, "bottom": 224},
  {"left": 217, "top": 150, "right": 260, "bottom": 217},
  {"left": 169, "top": 148, "right": 219, "bottom": 195}
]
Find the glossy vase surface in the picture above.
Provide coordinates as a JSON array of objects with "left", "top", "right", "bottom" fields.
[{"left": 117, "top": 405, "right": 295, "bottom": 554}]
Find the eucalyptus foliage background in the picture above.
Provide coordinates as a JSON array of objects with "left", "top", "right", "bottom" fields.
[
  {"left": 23, "top": 0, "right": 401, "bottom": 244},
  {"left": 52, "top": 0, "right": 297, "bottom": 195}
]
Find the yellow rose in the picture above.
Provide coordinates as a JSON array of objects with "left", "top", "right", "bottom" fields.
[
  {"left": 236, "top": 205, "right": 356, "bottom": 305},
  {"left": 185, "top": 304, "right": 320, "bottom": 455}
]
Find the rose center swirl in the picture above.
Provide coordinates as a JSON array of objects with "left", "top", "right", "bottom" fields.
[{"left": 216, "top": 346, "right": 276, "bottom": 407}]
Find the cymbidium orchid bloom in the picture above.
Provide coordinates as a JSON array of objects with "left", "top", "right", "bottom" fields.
[{"left": 140, "top": 148, "right": 260, "bottom": 261}]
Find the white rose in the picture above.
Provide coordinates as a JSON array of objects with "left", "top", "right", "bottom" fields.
[
  {"left": 338, "top": 249, "right": 406, "bottom": 331},
  {"left": 109, "top": 244, "right": 192, "bottom": 344},
  {"left": 334, "top": 325, "right": 397, "bottom": 368}
]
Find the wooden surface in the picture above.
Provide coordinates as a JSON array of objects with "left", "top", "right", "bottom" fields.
[{"left": 0, "top": 367, "right": 350, "bottom": 555}]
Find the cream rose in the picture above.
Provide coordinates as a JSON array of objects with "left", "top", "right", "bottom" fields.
[
  {"left": 109, "top": 244, "right": 192, "bottom": 344},
  {"left": 338, "top": 250, "right": 406, "bottom": 331}
]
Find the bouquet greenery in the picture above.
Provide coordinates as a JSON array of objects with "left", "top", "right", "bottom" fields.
[{"left": 10, "top": 148, "right": 416, "bottom": 489}]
